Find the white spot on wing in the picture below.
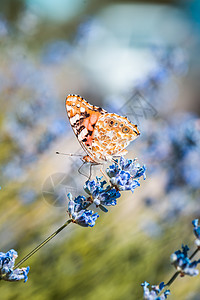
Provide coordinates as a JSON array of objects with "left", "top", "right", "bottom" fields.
[
  {"left": 78, "top": 128, "right": 88, "bottom": 141},
  {"left": 70, "top": 114, "right": 80, "bottom": 124},
  {"left": 80, "top": 107, "right": 85, "bottom": 113},
  {"left": 69, "top": 96, "right": 77, "bottom": 101},
  {"left": 67, "top": 97, "right": 75, "bottom": 102}
]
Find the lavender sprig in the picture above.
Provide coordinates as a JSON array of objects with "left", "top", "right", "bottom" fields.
[
  {"left": 171, "top": 245, "right": 200, "bottom": 276},
  {"left": 106, "top": 156, "right": 146, "bottom": 192},
  {"left": 84, "top": 177, "right": 121, "bottom": 207},
  {"left": 142, "top": 219, "right": 200, "bottom": 299},
  {"left": 0, "top": 249, "right": 29, "bottom": 283},
  {"left": 67, "top": 193, "right": 99, "bottom": 227},
  {"left": 141, "top": 281, "right": 170, "bottom": 300},
  {"left": 6, "top": 156, "right": 145, "bottom": 276}
]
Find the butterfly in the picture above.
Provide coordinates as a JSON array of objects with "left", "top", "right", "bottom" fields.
[{"left": 66, "top": 94, "right": 140, "bottom": 164}]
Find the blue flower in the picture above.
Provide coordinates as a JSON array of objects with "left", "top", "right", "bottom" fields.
[
  {"left": 84, "top": 177, "right": 121, "bottom": 208},
  {"left": 67, "top": 193, "right": 99, "bottom": 227},
  {"left": 192, "top": 219, "right": 200, "bottom": 245},
  {"left": 84, "top": 177, "right": 107, "bottom": 196},
  {"left": 141, "top": 281, "right": 170, "bottom": 299},
  {"left": 170, "top": 245, "right": 200, "bottom": 276},
  {"left": 0, "top": 249, "right": 30, "bottom": 282},
  {"left": 106, "top": 157, "right": 146, "bottom": 192}
]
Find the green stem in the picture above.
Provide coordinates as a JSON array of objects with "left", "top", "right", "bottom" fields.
[
  {"left": 14, "top": 219, "right": 72, "bottom": 269},
  {"left": 165, "top": 271, "right": 180, "bottom": 286},
  {"left": 189, "top": 247, "right": 199, "bottom": 260}
]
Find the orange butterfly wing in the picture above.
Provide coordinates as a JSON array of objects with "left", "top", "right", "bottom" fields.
[
  {"left": 66, "top": 94, "right": 106, "bottom": 162},
  {"left": 66, "top": 94, "right": 140, "bottom": 163}
]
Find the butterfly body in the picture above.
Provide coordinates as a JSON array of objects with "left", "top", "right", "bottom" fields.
[{"left": 66, "top": 94, "right": 140, "bottom": 163}]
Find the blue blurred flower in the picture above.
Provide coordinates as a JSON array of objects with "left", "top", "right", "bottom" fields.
[
  {"left": 0, "top": 249, "right": 30, "bottom": 282},
  {"left": 182, "top": 149, "right": 200, "bottom": 189},
  {"left": 84, "top": 177, "right": 121, "bottom": 207},
  {"left": 0, "top": 16, "right": 9, "bottom": 37},
  {"left": 161, "top": 188, "right": 191, "bottom": 222},
  {"left": 141, "top": 281, "right": 170, "bottom": 299},
  {"left": 41, "top": 40, "right": 71, "bottom": 64},
  {"left": 152, "top": 46, "right": 188, "bottom": 76},
  {"left": 143, "top": 114, "right": 200, "bottom": 192},
  {"left": 135, "top": 67, "right": 169, "bottom": 99},
  {"left": 67, "top": 193, "right": 99, "bottom": 227},
  {"left": 170, "top": 245, "right": 200, "bottom": 276},
  {"left": 106, "top": 157, "right": 146, "bottom": 192},
  {"left": 3, "top": 159, "right": 25, "bottom": 181},
  {"left": 132, "top": 47, "right": 188, "bottom": 120}
]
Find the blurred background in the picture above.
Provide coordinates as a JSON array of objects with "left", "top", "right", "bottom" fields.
[{"left": 0, "top": 0, "right": 200, "bottom": 299}]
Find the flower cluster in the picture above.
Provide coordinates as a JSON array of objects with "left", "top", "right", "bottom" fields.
[
  {"left": 170, "top": 245, "right": 200, "bottom": 276},
  {"left": 106, "top": 156, "right": 146, "bottom": 192},
  {"left": 67, "top": 193, "right": 99, "bottom": 227},
  {"left": 84, "top": 177, "right": 121, "bottom": 208},
  {"left": 141, "top": 281, "right": 170, "bottom": 300},
  {"left": 141, "top": 219, "right": 200, "bottom": 298},
  {"left": 67, "top": 157, "right": 146, "bottom": 226},
  {"left": 192, "top": 219, "right": 200, "bottom": 246},
  {"left": 0, "top": 249, "right": 29, "bottom": 282}
]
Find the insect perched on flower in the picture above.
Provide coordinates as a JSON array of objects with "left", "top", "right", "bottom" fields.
[{"left": 66, "top": 94, "right": 140, "bottom": 164}]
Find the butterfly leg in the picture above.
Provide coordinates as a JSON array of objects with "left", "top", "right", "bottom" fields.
[
  {"left": 111, "top": 158, "right": 122, "bottom": 171},
  {"left": 89, "top": 163, "right": 93, "bottom": 180},
  {"left": 78, "top": 161, "right": 90, "bottom": 179},
  {"left": 78, "top": 161, "right": 99, "bottom": 180},
  {"left": 88, "top": 162, "right": 103, "bottom": 180},
  {"left": 100, "top": 167, "right": 110, "bottom": 182}
]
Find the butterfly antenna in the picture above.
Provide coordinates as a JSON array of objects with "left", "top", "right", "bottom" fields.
[{"left": 56, "top": 151, "right": 83, "bottom": 157}]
